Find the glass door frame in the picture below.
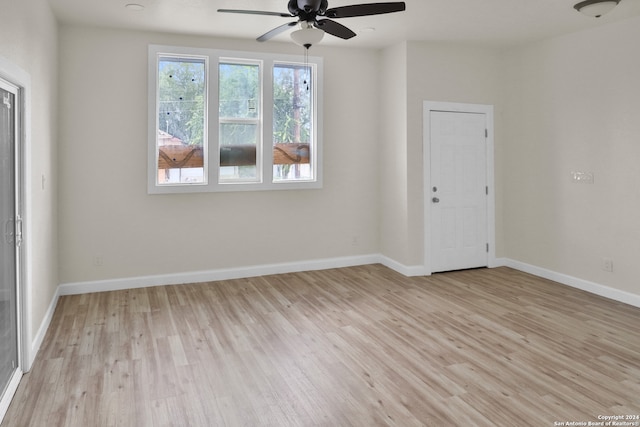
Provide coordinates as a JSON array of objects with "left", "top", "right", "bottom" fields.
[{"left": 0, "top": 71, "right": 25, "bottom": 424}]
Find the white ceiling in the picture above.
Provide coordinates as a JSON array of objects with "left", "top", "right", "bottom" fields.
[{"left": 48, "top": 0, "right": 640, "bottom": 49}]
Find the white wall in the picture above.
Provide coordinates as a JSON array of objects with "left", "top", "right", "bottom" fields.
[
  {"left": 9, "top": 3, "right": 636, "bottom": 331},
  {"left": 407, "top": 42, "right": 505, "bottom": 267},
  {"left": 501, "top": 16, "right": 640, "bottom": 296},
  {"left": 58, "top": 26, "right": 380, "bottom": 284},
  {"left": 379, "top": 42, "right": 409, "bottom": 265},
  {"left": 0, "top": 0, "right": 58, "bottom": 363},
  {"left": 379, "top": 41, "right": 504, "bottom": 269}
]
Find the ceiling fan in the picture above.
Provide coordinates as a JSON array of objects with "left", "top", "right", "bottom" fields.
[{"left": 218, "top": 0, "right": 406, "bottom": 48}]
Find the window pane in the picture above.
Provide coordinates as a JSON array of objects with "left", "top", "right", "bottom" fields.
[
  {"left": 157, "top": 56, "right": 206, "bottom": 185},
  {"left": 219, "top": 122, "right": 258, "bottom": 181},
  {"left": 219, "top": 122, "right": 258, "bottom": 146},
  {"left": 273, "top": 64, "right": 313, "bottom": 182},
  {"left": 219, "top": 62, "right": 260, "bottom": 182}
]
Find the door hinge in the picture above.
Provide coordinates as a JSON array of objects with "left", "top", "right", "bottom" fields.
[
  {"left": 486, "top": 243, "right": 489, "bottom": 253},
  {"left": 486, "top": 186, "right": 489, "bottom": 195},
  {"left": 485, "top": 129, "right": 488, "bottom": 138}
]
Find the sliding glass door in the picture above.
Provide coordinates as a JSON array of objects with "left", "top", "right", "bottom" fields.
[{"left": 0, "top": 79, "right": 20, "bottom": 406}]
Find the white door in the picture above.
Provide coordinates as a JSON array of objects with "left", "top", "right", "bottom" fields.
[{"left": 430, "top": 110, "right": 488, "bottom": 272}]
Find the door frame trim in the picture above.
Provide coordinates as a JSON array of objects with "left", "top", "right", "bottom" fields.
[{"left": 423, "top": 101, "right": 496, "bottom": 274}]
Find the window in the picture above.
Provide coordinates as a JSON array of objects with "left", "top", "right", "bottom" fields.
[
  {"left": 148, "top": 45, "right": 323, "bottom": 193},
  {"left": 218, "top": 60, "right": 261, "bottom": 183},
  {"left": 156, "top": 55, "right": 207, "bottom": 185},
  {"left": 273, "top": 63, "right": 314, "bottom": 182}
]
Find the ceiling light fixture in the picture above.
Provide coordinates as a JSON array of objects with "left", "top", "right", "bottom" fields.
[
  {"left": 290, "top": 22, "right": 325, "bottom": 49},
  {"left": 573, "top": 0, "right": 620, "bottom": 18},
  {"left": 125, "top": 3, "right": 145, "bottom": 11}
]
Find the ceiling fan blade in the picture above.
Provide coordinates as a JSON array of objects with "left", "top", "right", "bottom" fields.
[
  {"left": 314, "top": 19, "right": 356, "bottom": 40},
  {"left": 257, "top": 21, "right": 299, "bottom": 42},
  {"left": 218, "top": 9, "right": 293, "bottom": 18},
  {"left": 324, "top": 2, "right": 406, "bottom": 19}
]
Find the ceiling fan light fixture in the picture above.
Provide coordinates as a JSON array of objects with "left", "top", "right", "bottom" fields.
[
  {"left": 290, "top": 22, "right": 325, "bottom": 49},
  {"left": 125, "top": 3, "right": 145, "bottom": 11},
  {"left": 573, "top": 0, "right": 620, "bottom": 18}
]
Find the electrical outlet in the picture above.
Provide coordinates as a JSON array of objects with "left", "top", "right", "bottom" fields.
[
  {"left": 602, "top": 258, "right": 613, "bottom": 272},
  {"left": 93, "top": 256, "right": 104, "bottom": 267}
]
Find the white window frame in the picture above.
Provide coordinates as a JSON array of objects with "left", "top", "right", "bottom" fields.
[
  {"left": 218, "top": 57, "right": 263, "bottom": 184},
  {"left": 148, "top": 44, "right": 323, "bottom": 194}
]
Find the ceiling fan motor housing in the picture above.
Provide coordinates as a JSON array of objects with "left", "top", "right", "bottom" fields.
[
  {"left": 289, "top": 0, "right": 329, "bottom": 18},
  {"left": 298, "top": 0, "right": 328, "bottom": 13}
]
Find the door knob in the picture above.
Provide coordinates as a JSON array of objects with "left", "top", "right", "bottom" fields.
[{"left": 432, "top": 197, "right": 440, "bottom": 203}]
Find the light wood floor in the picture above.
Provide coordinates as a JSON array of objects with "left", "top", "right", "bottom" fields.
[{"left": 3, "top": 265, "right": 640, "bottom": 426}]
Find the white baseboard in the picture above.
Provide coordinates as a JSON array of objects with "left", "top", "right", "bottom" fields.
[
  {"left": 378, "top": 255, "right": 428, "bottom": 277},
  {"left": 501, "top": 258, "right": 640, "bottom": 309},
  {"left": 27, "top": 285, "right": 60, "bottom": 371},
  {"left": 58, "top": 254, "right": 383, "bottom": 296}
]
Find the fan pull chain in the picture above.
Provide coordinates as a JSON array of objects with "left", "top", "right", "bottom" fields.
[{"left": 303, "top": 47, "right": 310, "bottom": 91}]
